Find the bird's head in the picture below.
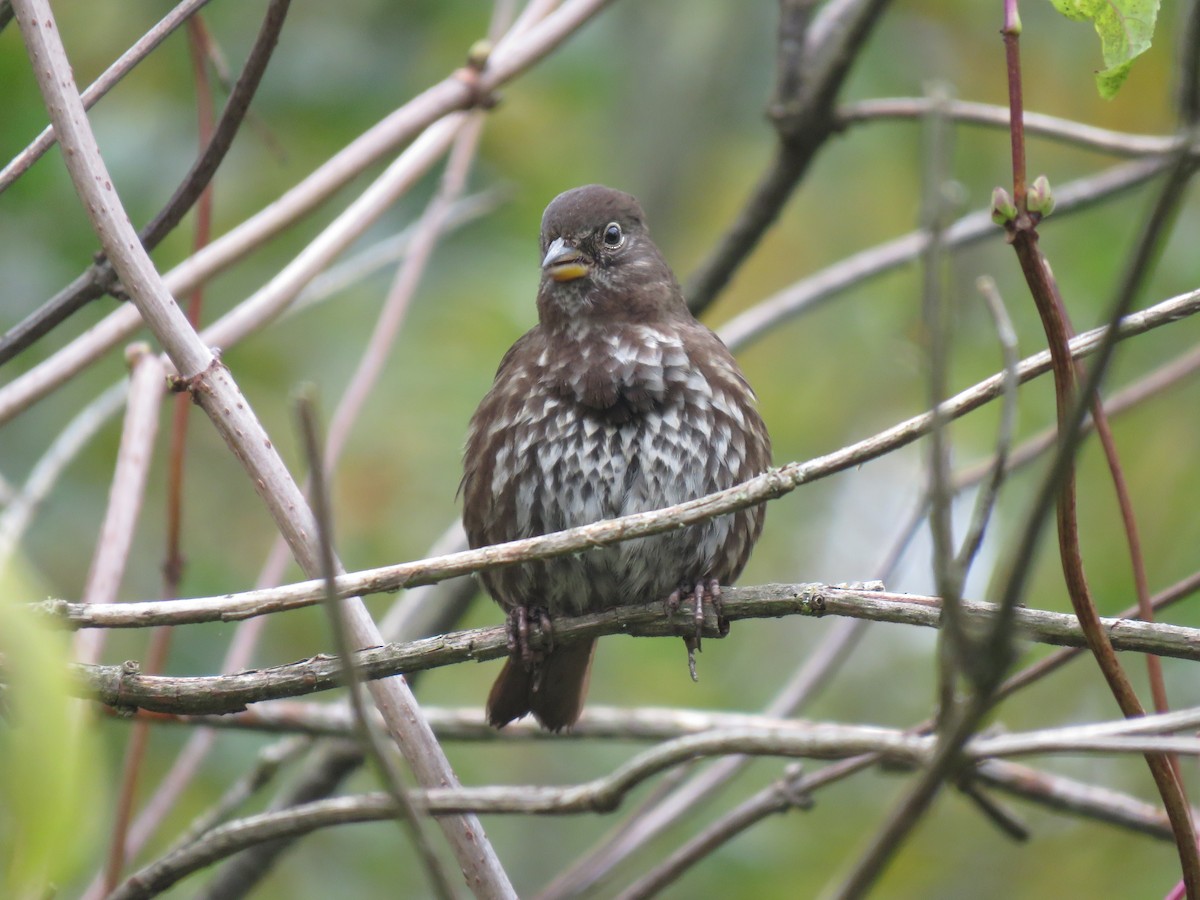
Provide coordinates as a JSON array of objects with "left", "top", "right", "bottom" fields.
[{"left": 535, "top": 184, "right": 683, "bottom": 329}]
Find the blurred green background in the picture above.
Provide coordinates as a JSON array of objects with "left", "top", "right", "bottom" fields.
[{"left": 2, "top": 0, "right": 1200, "bottom": 897}]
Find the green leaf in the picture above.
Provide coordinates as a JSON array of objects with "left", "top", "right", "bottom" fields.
[
  {"left": 0, "top": 562, "right": 104, "bottom": 899},
  {"left": 1048, "top": 0, "right": 1160, "bottom": 98}
]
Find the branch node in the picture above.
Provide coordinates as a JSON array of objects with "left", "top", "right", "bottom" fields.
[
  {"left": 167, "top": 352, "right": 225, "bottom": 397},
  {"left": 776, "top": 763, "right": 815, "bottom": 810},
  {"left": 111, "top": 659, "right": 143, "bottom": 717},
  {"left": 123, "top": 341, "right": 152, "bottom": 369},
  {"left": 452, "top": 64, "right": 499, "bottom": 111},
  {"left": 804, "top": 586, "right": 828, "bottom": 617}
]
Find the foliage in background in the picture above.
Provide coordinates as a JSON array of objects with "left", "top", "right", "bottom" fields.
[
  {"left": 1049, "top": 0, "right": 1161, "bottom": 98},
  {"left": 0, "top": 564, "right": 103, "bottom": 896}
]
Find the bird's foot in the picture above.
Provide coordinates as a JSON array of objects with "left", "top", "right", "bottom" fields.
[
  {"left": 506, "top": 605, "right": 555, "bottom": 669},
  {"left": 665, "top": 578, "right": 724, "bottom": 682}
]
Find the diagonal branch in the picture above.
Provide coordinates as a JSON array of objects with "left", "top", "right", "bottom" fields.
[
  {"left": 11, "top": 3, "right": 515, "bottom": 894},
  {"left": 30, "top": 282, "right": 1200, "bottom": 634},
  {"left": 0, "top": 0, "right": 214, "bottom": 193},
  {"left": 0, "top": 0, "right": 620, "bottom": 425},
  {"left": 0, "top": 0, "right": 291, "bottom": 367},
  {"left": 686, "top": 0, "right": 891, "bottom": 312},
  {"left": 108, "top": 715, "right": 1200, "bottom": 899}
]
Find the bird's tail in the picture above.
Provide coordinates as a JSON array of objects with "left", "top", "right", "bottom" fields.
[{"left": 486, "top": 639, "right": 597, "bottom": 732}]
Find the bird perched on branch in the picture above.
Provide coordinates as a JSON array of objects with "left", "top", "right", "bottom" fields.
[{"left": 461, "top": 184, "right": 771, "bottom": 731}]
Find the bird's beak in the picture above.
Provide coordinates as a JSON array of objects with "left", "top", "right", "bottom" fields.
[{"left": 541, "top": 237, "right": 590, "bottom": 282}]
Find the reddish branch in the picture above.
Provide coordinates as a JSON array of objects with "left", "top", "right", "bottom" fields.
[{"left": 1000, "top": 3, "right": 1199, "bottom": 896}]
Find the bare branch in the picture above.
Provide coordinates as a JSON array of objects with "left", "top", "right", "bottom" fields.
[
  {"left": 0, "top": 0, "right": 291, "bottom": 366},
  {"left": 999, "top": 568, "right": 1200, "bottom": 702},
  {"left": 839, "top": 97, "right": 1183, "bottom": 157},
  {"left": 11, "top": 2, "right": 514, "bottom": 892},
  {"left": 296, "top": 391, "right": 455, "bottom": 900},
  {"left": 109, "top": 711, "right": 1200, "bottom": 898},
  {"left": 67, "top": 584, "right": 1200, "bottom": 715},
  {"left": 0, "top": 0, "right": 214, "bottom": 193},
  {"left": 686, "top": 0, "right": 891, "bottom": 311},
  {"left": 0, "top": 382, "right": 127, "bottom": 571},
  {"left": 955, "top": 276, "right": 1019, "bottom": 577},
  {"left": 73, "top": 349, "right": 164, "bottom": 667},
  {"left": 718, "top": 156, "right": 1171, "bottom": 352}
]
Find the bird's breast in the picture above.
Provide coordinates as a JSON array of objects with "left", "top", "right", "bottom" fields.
[
  {"left": 502, "top": 349, "right": 750, "bottom": 536},
  {"left": 465, "top": 322, "right": 767, "bottom": 613}
]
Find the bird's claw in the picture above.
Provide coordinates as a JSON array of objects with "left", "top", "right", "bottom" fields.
[
  {"left": 666, "top": 578, "right": 724, "bottom": 681},
  {"left": 506, "top": 606, "right": 554, "bottom": 668}
]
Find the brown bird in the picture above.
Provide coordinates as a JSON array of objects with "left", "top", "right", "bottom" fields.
[{"left": 461, "top": 185, "right": 771, "bottom": 730}]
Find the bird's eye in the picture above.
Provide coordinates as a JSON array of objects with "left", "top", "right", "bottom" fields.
[{"left": 602, "top": 222, "right": 624, "bottom": 248}]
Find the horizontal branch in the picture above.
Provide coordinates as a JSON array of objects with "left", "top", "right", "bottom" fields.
[
  {"left": 130, "top": 702, "right": 1200, "bottom": 750},
  {"left": 74, "top": 582, "right": 1200, "bottom": 715},
  {"left": 117, "top": 710, "right": 1200, "bottom": 816},
  {"left": 417, "top": 722, "right": 1200, "bottom": 815},
  {"left": 128, "top": 703, "right": 877, "bottom": 742},
  {"left": 717, "top": 155, "right": 1172, "bottom": 351},
  {"left": 111, "top": 743, "right": 1184, "bottom": 900},
  {"left": 112, "top": 711, "right": 1194, "bottom": 898},
  {"left": 838, "top": 97, "right": 1182, "bottom": 157}
]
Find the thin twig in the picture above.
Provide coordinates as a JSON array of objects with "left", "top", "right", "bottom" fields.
[
  {"left": 718, "top": 155, "right": 1171, "bottom": 352},
  {"left": 967, "top": 276, "right": 1023, "bottom": 688},
  {"left": 1177, "top": 0, "right": 1200, "bottom": 124},
  {"left": 72, "top": 348, "right": 165, "bottom": 668},
  {"left": 617, "top": 758, "right": 869, "bottom": 899},
  {"left": 955, "top": 277, "right": 1018, "bottom": 577},
  {"left": 170, "top": 737, "right": 314, "bottom": 851},
  {"left": 919, "top": 84, "right": 967, "bottom": 711},
  {"left": 108, "top": 712, "right": 1200, "bottom": 899},
  {"left": 952, "top": 341, "right": 1200, "bottom": 499},
  {"left": 999, "top": 567, "right": 1200, "bottom": 700},
  {"left": 0, "top": 382, "right": 127, "bottom": 571},
  {"left": 686, "top": 0, "right": 891, "bottom": 312},
  {"left": 0, "top": 0, "right": 214, "bottom": 193},
  {"left": 326, "top": 114, "right": 485, "bottom": 471},
  {"left": 993, "top": 2, "right": 1200, "bottom": 890},
  {"left": 838, "top": 97, "right": 1184, "bottom": 157},
  {"left": 81, "top": 350, "right": 166, "bottom": 896},
  {"left": 829, "top": 696, "right": 987, "bottom": 897},
  {"left": 974, "top": 757, "right": 1171, "bottom": 839},
  {"left": 296, "top": 391, "right": 455, "bottom": 900},
  {"left": 286, "top": 189, "right": 505, "bottom": 318}
]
